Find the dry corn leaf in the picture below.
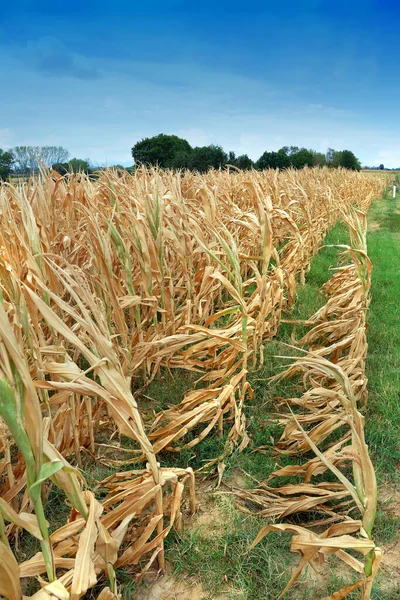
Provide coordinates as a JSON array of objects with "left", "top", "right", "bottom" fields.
[
  {"left": 70, "top": 492, "right": 103, "bottom": 600},
  {"left": 0, "top": 541, "right": 22, "bottom": 600}
]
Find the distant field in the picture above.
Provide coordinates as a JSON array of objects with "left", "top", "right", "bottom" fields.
[
  {"left": 10, "top": 175, "right": 28, "bottom": 183},
  {"left": 8, "top": 168, "right": 396, "bottom": 185},
  {"left": 363, "top": 169, "right": 400, "bottom": 174}
]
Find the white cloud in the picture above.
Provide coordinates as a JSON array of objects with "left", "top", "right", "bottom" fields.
[
  {"left": 174, "top": 128, "right": 211, "bottom": 147},
  {"left": 372, "top": 148, "right": 400, "bottom": 168}
]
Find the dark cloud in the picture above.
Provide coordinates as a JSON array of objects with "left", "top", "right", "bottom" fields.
[{"left": 28, "top": 37, "right": 101, "bottom": 80}]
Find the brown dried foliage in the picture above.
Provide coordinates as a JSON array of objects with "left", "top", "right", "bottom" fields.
[{"left": 0, "top": 167, "right": 386, "bottom": 598}]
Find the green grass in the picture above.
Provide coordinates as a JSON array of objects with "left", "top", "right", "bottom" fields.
[
  {"left": 364, "top": 192, "right": 400, "bottom": 488},
  {"left": 165, "top": 497, "right": 398, "bottom": 600},
  {"left": 139, "top": 369, "right": 198, "bottom": 412},
  {"left": 166, "top": 497, "right": 295, "bottom": 600},
  {"left": 373, "top": 509, "right": 400, "bottom": 544}
]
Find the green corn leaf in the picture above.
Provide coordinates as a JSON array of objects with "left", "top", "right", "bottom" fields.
[
  {"left": 29, "top": 460, "right": 64, "bottom": 502},
  {"left": 0, "top": 379, "right": 34, "bottom": 471}
]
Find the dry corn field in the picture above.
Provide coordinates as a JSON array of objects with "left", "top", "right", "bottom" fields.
[{"left": 0, "top": 167, "right": 389, "bottom": 599}]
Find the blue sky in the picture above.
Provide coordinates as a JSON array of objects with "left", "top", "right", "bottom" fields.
[{"left": 1, "top": 1, "right": 400, "bottom": 167}]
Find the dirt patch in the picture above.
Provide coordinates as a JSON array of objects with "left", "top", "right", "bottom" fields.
[
  {"left": 191, "top": 499, "right": 225, "bottom": 538},
  {"left": 378, "top": 485, "right": 400, "bottom": 517},
  {"left": 136, "top": 573, "right": 205, "bottom": 600},
  {"left": 377, "top": 485, "right": 400, "bottom": 587},
  {"left": 134, "top": 473, "right": 248, "bottom": 600},
  {"left": 185, "top": 489, "right": 231, "bottom": 539},
  {"left": 135, "top": 566, "right": 244, "bottom": 600},
  {"left": 300, "top": 560, "right": 334, "bottom": 597},
  {"left": 368, "top": 221, "right": 381, "bottom": 232},
  {"left": 223, "top": 469, "right": 249, "bottom": 491},
  {"left": 382, "top": 540, "right": 400, "bottom": 580},
  {"left": 182, "top": 469, "right": 249, "bottom": 539}
]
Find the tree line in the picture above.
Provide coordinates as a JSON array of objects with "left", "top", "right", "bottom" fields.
[
  {"left": 0, "top": 146, "right": 93, "bottom": 179},
  {"left": 0, "top": 137, "right": 365, "bottom": 181},
  {"left": 131, "top": 134, "right": 362, "bottom": 172}
]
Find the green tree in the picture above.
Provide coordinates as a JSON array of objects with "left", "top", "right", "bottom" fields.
[
  {"left": 0, "top": 149, "right": 14, "bottom": 180},
  {"left": 187, "top": 145, "right": 228, "bottom": 172},
  {"left": 379, "top": 164, "right": 384, "bottom": 170},
  {"left": 285, "top": 146, "right": 300, "bottom": 157},
  {"left": 341, "top": 150, "right": 361, "bottom": 170},
  {"left": 256, "top": 148, "right": 290, "bottom": 170},
  {"left": 331, "top": 153, "right": 342, "bottom": 168},
  {"left": 290, "top": 148, "right": 315, "bottom": 169},
  {"left": 331, "top": 150, "right": 361, "bottom": 171},
  {"left": 227, "top": 152, "right": 253, "bottom": 170},
  {"left": 167, "top": 150, "right": 192, "bottom": 170},
  {"left": 52, "top": 158, "right": 92, "bottom": 175},
  {"left": 235, "top": 154, "right": 253, "bottom": 170},
  {"left": 310, "top": 151, "right": 327, "bottom": 167},
  {"left": 52, "top": 162, "right": 69, "bottom": 175},
  {"left": 131, "top": 134, "right": 192, "bottom": 168},
  {"left": 69, "top": 158, "right": 91, "bottom": 172},
  {"left": 326, "top": 148, "right": 337, "bottom": 166}
]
